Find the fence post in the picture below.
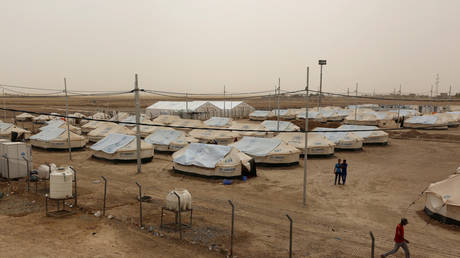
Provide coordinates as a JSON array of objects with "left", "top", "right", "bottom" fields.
[
  {"left": 286, "top": 214, "right": 293, "bottom": 258},
  {"left": 136, "top": 182, "right": 143, "bottom": 227},
  {"left": 23, "top": 156, "right": 30, "bottom": 192},
  {"left": 228, "top": 200, "right": 235, "bottom": 257},
  {"left": 370, "top": 231, "right": 375, "bottom": 258},
  {"left": 101, "top": 176, "right": 107, "bottom": 216},
  {"left": 173, "top": 191, "right": 182, "bottom": 240}
]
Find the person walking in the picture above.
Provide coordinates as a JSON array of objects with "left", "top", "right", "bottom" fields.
[
  {"left": 341, "top": 160, "right": 348, "bottom": 185},
  {"left": 334, "top": 159, "right": 342, "bottom": 185},
  {"left": 381, "top": 218, "right": 410, "bottom": 258}
]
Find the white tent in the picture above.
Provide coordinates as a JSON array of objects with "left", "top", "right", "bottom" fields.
[
  {"left": 88, "top": 123, "right": 134, "bottom": 142},
  {"left": 231, "top": 136, "right": 300, "bottom": 165},
  {"left": 272, "top": 109, "right": 296, "bottom": 120},
  {"left": 229, "top": 122, "right": 271, "bottom": 138},
  {"left": 172, "top": 143, "right": 254, "bottom": 177},
  {"left": 132, "top": 119, "right": 166, "bottom": 138},
  {"left": 208, "top": 101, "right": 255, "bottom": 118},
  {"left": 91, "top": 133, "right": 154, "bottom": 160},
  {"left": 145, "top": 128, "right": 198, "bottom": 152},
  {"left": 81, "top": 120, "right": 101, "bottom": 134},
  {"left": 296, "top": 111, "right": 327, "bottom": 122},
  {"left": 438, "top": 112, "right": 460, "bottom": 127},
  {"left": 261, "top": 120, "right": 300, "bottom": 132},
  {"left": 169, "top": 119, "right": 203, "bottom": 132},
  {"left": 0, "top": 122, "right": 31, "bottom": 140},
  {"left": 344, "top": 111, "right": 396, "bottom": 128},
  {"left": 404, "top": 115, "right": 449, "bottom": 129},
  {"left": 337, "top": 125, "right": 389, "bottom": 144},
  {"left": 120, "top": 115, "right": 148, "bottom": 128},
  {"left": 425, "top": 167, "right": 460, "bottom": 225},
  {"left": 152, "top": 115, "right": 182, "bottom": 125},
  {"left": 92, "top": 112, "right": 110, "bottom": 120},
  {"left": 275, "top": 132, "right": 335, "bottom": 156},
  {"left": 145, "top": 101, "right": 221, "bottom": 119},
  {"left": 33, "top": 115, "right": 51, "bottom": 123},
  {"left": 40, "top": 119, "right": 81, "bottom": 135},
  {"left": 189, "top": 129, "right": 240, "bottom": 145},
  {"left": 249, "top": 110, "right": 275, "bottom": 121},
  {"left": 204, "top": 117, "right": 232, "bottom": 128},
  {"left": 108, "top": 112, "right": 130, "bottom": 122},
  {"left": 313, "top": 127, "right": 363, "bottom": 150},
  {"left": 16, "top": 113, "right": 34, "bottom": 121},
  {"left": 30, "top": 127, "right": 87, "bottom": 149}
]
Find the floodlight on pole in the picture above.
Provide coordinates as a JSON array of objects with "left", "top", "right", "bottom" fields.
[{"left": 318, "top": 60, "right": 327, "bottom": 111}]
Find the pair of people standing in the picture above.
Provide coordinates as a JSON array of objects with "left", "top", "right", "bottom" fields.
[{"left": 334, "top": 159, "right": 348, "bottom": 185}]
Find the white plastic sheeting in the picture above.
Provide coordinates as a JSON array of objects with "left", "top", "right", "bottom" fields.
[
  {"left": 90, "top": 133, "right": 135, "bottom": 154},
  {"left": 204, "top": 117, "right": 232, "bottom": 127},
  {"left": 405, "top": 115, "right": 443, "bottom": 125},
  {"left": 272, "top": 109, "right": 289, "bottom": 116},
  {"left": 145, "top": 129, "right": 183, "bottom": 145},
  {"left": 337, "top": 125, "right": 387, "bottom": 138},
  {"left": 41, "top": 119, "right": 65, "bottom": 131},
  {"left": 296, "top": 111, "right": 325, "bottom": 121},
  {"left": 233, "top": 136, "right": 281, "bottom": 156},
  {"left": 261, "top": 120, "right": 299, "bottom": 132},
  {"left": 120, "top": 115, "right": 146, "bottom": 126},
  {"left": 313, "top": 127, "right": 363, "bottom": 148},
  {"left": 0, "top": 122, "right": 14, "bottom": 130},
  {"left": 173, "top": 143, "right": 232, "bottom": 168},
  {"left": 250, "top": 110, "right": 272, "bottom": 117},
  {"left": 30, "top": 127, "right": 65, "bottom": 141}
]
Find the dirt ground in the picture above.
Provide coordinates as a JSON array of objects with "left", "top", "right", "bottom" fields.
[{"left": 1, "top": 126, "right": 459, "bottom": 257}]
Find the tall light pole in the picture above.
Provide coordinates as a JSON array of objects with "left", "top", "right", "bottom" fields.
[
  {"left": 303, "top": 67, "right": 309, "bottom": 207},
  {"left": 134, "top": 74, "right": 142, "bottom": 174},
  {"left": 318, "top": 60, "right": 327, "bottom": 111}
]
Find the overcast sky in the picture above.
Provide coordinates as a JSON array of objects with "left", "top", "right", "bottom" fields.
[{"left": 1, "top": 0, "right": 459, "bottom": 95}]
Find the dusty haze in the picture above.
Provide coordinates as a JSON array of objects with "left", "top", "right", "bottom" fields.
[{"left": 1, "top": 0, "right": 459, "bottom": 95}]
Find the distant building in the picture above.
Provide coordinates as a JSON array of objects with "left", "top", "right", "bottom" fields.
[
  {"left": 146, "top": 101, "right": 255, "bottom": 119},
  {"left": 439, "top": 93, "right": 448, "bottom": 98}
]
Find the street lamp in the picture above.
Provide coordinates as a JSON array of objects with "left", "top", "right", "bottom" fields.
[{"left": 318, "top": 60, "right": 327, "bottom": 110}]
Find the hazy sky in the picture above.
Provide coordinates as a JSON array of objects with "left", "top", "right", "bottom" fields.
[{"left": 1, "top": 0, "right": 459, "bottom": 95}]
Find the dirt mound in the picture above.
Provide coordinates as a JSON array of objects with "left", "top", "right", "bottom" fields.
[
  {"left": 390, "top": 129, "right": 460, "bottom": 142},
  {"left": 292, "top": 119, "right": 341, "bottom": 131}
]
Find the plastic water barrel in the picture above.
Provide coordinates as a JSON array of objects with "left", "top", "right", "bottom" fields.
[
  {"left": 49, "top": 167, "right": 73, "bottom": 199},
  {"left": 38, "top": 163, "right": 56, "bottom": 179}
]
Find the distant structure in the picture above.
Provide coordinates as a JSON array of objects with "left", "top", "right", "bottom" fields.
[
  {"left": 146, "top": 101, "right": 255, "bottom": 119},
  {"left": 435, "top": 73, "right": 440, "bottom": 97}
]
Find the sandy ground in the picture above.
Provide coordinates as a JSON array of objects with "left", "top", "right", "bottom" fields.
[{"left": 1, "top": 128, "right": 460, "bottom": 257}]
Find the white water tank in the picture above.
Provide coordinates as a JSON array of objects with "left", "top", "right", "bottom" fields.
[
  {"left": 37, "top": 163, "right": 57, "bottom": 179},
  {"left": 49, "top": 167, "right": 73, "bottom": 199},
  {"left": 0, "top": 142, "right": 31, "bottom": 179},
  {"left": 165, "top": 189, "right": 192, "bottom": 211}
]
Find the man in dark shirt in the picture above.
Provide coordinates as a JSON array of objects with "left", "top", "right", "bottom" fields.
[
  {"left": 341, "top": 160, "right": 348, "bottom": 185},
  {"left": 381, "top": 218, "right": 410, "bottom": 258}
]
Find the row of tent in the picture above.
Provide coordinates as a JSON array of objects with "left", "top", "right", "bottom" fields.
[
  {"left": 249, "top": 108, "right": 460, "bottom": 129},
  {"left": 24, "top": 113, "right": 391, "bottom": 177}
]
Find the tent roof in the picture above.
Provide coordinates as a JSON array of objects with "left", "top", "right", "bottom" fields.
[
  {"left": 146, "top": 101, "right": 249, "bottom": 111},
  {"left": 426, "top": 173, "right": 460, "bottom": 206}
]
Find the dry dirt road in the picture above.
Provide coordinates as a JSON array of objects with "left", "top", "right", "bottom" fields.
[{"left": 1, "top": 130, "right": 460, "bottom": 257}]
